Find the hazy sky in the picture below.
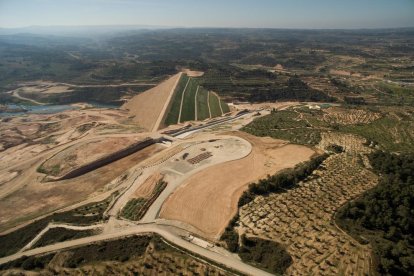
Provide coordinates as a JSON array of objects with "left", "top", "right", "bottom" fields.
[{"left": 0, "top": 0, "right": 413, "bottom": 29}]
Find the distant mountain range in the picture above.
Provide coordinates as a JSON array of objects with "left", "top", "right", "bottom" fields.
[{"left": 0, "top": 25, "right": 175, "bottom": 37}]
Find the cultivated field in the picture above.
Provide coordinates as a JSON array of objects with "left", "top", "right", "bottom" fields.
[
  {"left": 121, "top": 177, "right": 167, "bottom": 221},
  {"left": 237, "top": 141, "right": 378, "bottom": 275},
  {"left": 160, "top": 131, "right": 317, "bottom": 239},
  {"left": 322, "top": 107, "right": 381, "bottom": 125}
]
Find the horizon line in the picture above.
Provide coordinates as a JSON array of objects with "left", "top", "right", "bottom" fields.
[{"left": 1, "top": 24, "right": 414, "bottom": 31}]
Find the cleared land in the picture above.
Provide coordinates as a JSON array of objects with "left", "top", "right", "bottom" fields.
[
  {"left": 0, "top": 144, "right": 163, "bottom": 229},
  {"left": 160, "top": 131, "right": 317, "bottom": 239},
  {"left": 39, "top": 136, "right": 145, "bottom": 178},
  {"left": 122, "top": 73, "right": 181, "bottom": 131}
]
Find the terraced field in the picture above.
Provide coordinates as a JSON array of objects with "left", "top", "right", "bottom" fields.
[
  {"left": 164, "top": 74, "right": 230, "bottom": 126},
  {"left": 322, "top": 107, "right": 381, "bottom": 125},
  {"left": 237, "top": 151, "right": 377, "bottom": 275}
]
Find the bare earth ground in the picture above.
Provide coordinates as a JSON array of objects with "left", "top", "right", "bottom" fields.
[
  {"left": 133, "top": 172, "right": 163, "bottom": 198},
  {"left": 0, "top": 108, "right": 137, "bottom": 200},
  {"left": 0, "top": 143, "right": 163, "bottom": 230},
  {"left": 122, "top": 73, "right": 181, "bottom": 131},
  {"left": 182, "top": 69, "right": 205, "bottom": 77},
  {"left": 41, "top": 136, "right": 147, "bottom": 178},
  {"left": 160, "top": 131, "right": 317, "bottom": 240}
]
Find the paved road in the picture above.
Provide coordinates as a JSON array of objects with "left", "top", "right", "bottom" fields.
[{"left": 0, "top": 223, "right": 272, "bottom": 276}]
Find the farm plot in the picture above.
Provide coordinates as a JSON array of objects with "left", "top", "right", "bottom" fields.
[
  {"left": 237, "top": 151, "right": 378, "bottom": 276},
  {"left": 121, "top": 178, "right": 167, "bottom": 221},
  {"left": 318, "top": 132, "right": 372, "bottom": 155},
  {"left": 322, "top": 107, "right": 381, "bottom": 125},
  {"left": 242, "top": 110, "right": 323, "bottom": 145},
  {"left": 339, "top": 112, "right": 414, "bottom": 152}
]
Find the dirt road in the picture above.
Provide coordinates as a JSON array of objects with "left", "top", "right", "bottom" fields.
[{"left": 11, "top": 90, "right": 45, "bottom": 105}]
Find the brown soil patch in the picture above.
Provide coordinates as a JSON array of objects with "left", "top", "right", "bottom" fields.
[
  {"left": 275, "top": 64, "right": 284, "bottom": 70},
  {"left": 41, "top": 136, "right": 146, "bottom": 178},
  {"left": 0, "top": 144, "right": 163, "bottom": 229},
  {"left": 329, "top": 69, "right": 361, "bottom": 77},
  {"left": 133, "top": 173, "right": 163, "bottom": 198},
  {"left": 160, "top": 131, "right": 316, "bottom": 240},
  {"left": 182, "top": 69, "right": 204, "bottom": 77},
  {"left": 122, "top": 73, "right": 181, "bottom": 131}
]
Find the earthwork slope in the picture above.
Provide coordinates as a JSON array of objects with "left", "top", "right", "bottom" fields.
[{"left": 122, "top": 73, "right": 182, "bottom": 131}]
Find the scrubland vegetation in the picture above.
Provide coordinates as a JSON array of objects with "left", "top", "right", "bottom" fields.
[
  {"left": 243, "top": 106, "right": 414, "bottom": 153},
  {"left": 337, "top": 151, "right": 414, "bottom": 275},
  {"left": 1, "top": 27, "right": 413, "bottom": 275},
  {"left": 238, "top": 104, "right": 413, "bottom": 274},
  {"left": 33, "top": 228, "right": 97, "bottom": 248},
  {"left": 3, "top": 28, "right": 413, "bottom": 106},
  {"left": 0, "top": 235, "right": 231, "bottom": 275},
  {"left": 0, "top": 194, "right": 114, "bottom": 257}
]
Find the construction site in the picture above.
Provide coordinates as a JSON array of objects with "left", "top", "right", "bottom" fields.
[{"left": 0, "top": 67, "right": 411, "bottom": 276}]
